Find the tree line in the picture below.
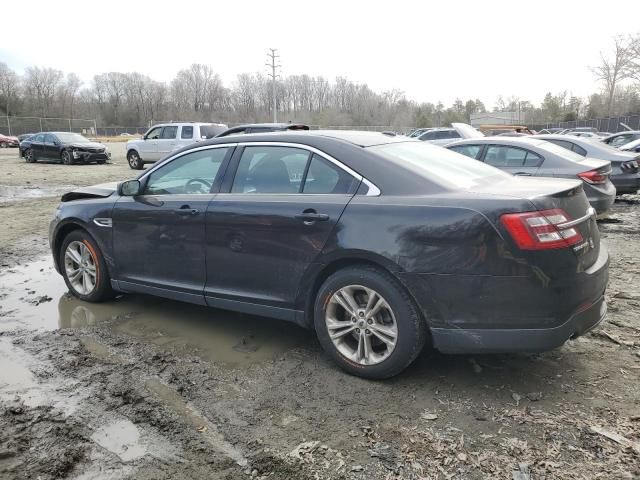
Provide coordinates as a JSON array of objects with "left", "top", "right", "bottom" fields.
[{"left": 0, "top": 34, "right": 639, "bottom": 129}]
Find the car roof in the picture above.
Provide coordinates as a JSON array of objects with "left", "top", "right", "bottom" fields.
[{"left": 209, "top": 130, "right": 413, "bottom": 147}]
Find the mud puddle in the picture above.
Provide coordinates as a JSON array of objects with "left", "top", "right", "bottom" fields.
[
  {"left": 0, "top": 184, "right": 75, "bottom": 203},
  {"left": 1, "top": 256, "right": 311, "bottom": 367}
]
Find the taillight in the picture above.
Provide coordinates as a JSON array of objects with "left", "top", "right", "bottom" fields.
[
  {"left": 578, "top": 169, "right": 607, "bottom": 184},
  {"left": 500, "top": 208, "right": 583, "bottom": 250}
]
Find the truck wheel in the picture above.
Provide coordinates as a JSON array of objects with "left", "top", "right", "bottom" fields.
[{"left": 127, "top": 150, "right": 144, "bottom": 170}]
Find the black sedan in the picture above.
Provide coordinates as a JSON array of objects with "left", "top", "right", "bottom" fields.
[
  {"left": 20, "top": 132, "right": 111, "bottom": 165},
  {"left": 49, "top": 131, "right": 608, "bottom": 378}
]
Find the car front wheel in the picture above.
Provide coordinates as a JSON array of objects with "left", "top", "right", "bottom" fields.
[
  {"left": 0, "top": 142, "right": 7, "bottom": 148},
  {"left": 59, "top": 230, "right": 114, "bottom": 302},
  {"left": 61, "top": 150, "right": 73, "bottom": 165},
  {"left": 24, "top": 149, "right": 35, "bottom": 163},
  {"left": 127, "top": 150, "right": 143, "bottom": 169},
  {"left": 314, "top": 265, "right": 427, "bottom": 379}
]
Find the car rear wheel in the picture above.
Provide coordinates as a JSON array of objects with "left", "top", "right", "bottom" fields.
[
  {"left": 97, "top": 160, "right": 106, "bottom": 165},
  {"left": 59, "top": 230, "right": 114, "bottom": 302},
  {"left": 61, "top": 150, "right": 73, "bottom": 165},
  {"left": 24, "top": 148, "right": 35, "bottom": 163},
  {"left": 127, "top": 150, "right": 143, "bottom": 170},
  {"left": 314, "top": 266, "right": 427, "bottom": 379}
]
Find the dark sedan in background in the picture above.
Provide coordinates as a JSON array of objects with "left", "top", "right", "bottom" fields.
[
  {"left": 49, "top": 131, "right": 607, "bottom": 379},
  {"left": 535, "top": 134, "right": 640, "bottom": 194},
  {"left": 446, "top": 137, "right": 616, "bottom": 214},
  {"left": 20, "top": 132, "right": 111, "bottom": 165},
  {"left": 216, "top": 123, "right": 310, "bottom": 137}
]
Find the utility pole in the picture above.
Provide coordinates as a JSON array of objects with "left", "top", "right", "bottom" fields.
[{"left": 266, "top": 48, "right": 280, "bottom": 123}]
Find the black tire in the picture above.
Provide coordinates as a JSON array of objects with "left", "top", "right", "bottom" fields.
[
  {"left": 127, "top": 150, "right": 144, "bottom": 170},
  {"left": 59, "top": 230, "right": 115, "bottom": 302},
  {"left": 61, "top": 150, "right": 73, "bottom": 165},
  {"left": 0, "top": 142, "right": 7, "bottom": 148},
  {"left": 314, "top": 265, "right": 427, "bottom": 379},
  {"left": 97, "top": 160, "right": 106, "bottom": 165},
  {"left": 24, "top": 148, "right": 35, "bottom": 163}
]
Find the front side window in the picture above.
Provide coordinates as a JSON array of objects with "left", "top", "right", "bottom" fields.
[
  {"left": 146, "top": 127, "right": 162, "bottom": 140},
  {"left": 231, "top": 146, "right": 310, "bottom": 193},
  {"left": 33, "top": 134, "right": 45, "bottom": 142},
  {"left": 610, "top": 135, "right": 630, "bottom": 146},
  {"left": 420, "top": 131, "right": 436, "bottom": 141},
  {"left": 302, "top": 154, "right": 357, "bottom": 194},
  {"left": 181, "top": 126, "right": 193, "bottom": 139},
  {"left": 435, "top": 131, "right": 450, "bottom": 140},
  {"left": 449, "top": 144, "right": 482, "bottom": 159},
  {"left": 143, "top": 147, "right": 229, "bottom": 195},
  {"left": 161, "top": 126, "right": 178, "bottom": 139},
  {"left": 44, "top": 134, "right": 56, "bottom": 144}
]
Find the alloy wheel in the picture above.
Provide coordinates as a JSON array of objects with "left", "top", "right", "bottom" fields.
[
  {"left": 64, "top": 241, "right": 97, "bottom": 295},
  {"left": 128, "top": 152, "right": 139, "bottom": 168},
  {"left": 25, "top": 149, "right": 33, "bottom": 162},
  {"left": 325, "top": 285, "right": 398, "bottom": 365}
]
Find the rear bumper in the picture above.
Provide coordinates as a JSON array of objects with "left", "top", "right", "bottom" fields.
[
  {"left": 611, "top": 172, "right": 640, "bottom": 194},
  {"left": 430, "top": 295, "right": 606, "bottom": 353},
  {"left": 399, "top": 243, "right": 609, "bottom": 354},
  {"left": 585, "top": 192, "right": 615, "bottom": 214}
]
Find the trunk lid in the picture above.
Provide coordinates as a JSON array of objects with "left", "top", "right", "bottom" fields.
[
  {"left": 472, "top": 176, "right": 600, "bottom": 270},
  {"left": 451, "top": 122, "right": 485, "bottom": 139}
]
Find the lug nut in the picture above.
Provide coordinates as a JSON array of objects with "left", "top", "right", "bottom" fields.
[
  {"left": 365, "top": 329, "right": 370, "bottom": 334},
  {"left": 359, "top": 312, "right": 365, "bottom": 317},
  {"left": 351, "top": 317, "right": 356, "bottom": 322},
  {"left": 367, "top": 319, "right": 373, "bottom": 325},
  {"left": 355, "top": 328, "right": 360, "bottom": 333}
]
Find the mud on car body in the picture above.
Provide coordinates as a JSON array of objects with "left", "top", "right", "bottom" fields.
[{"left": 49, "top": 131, "right": 608, "bottom": 379}]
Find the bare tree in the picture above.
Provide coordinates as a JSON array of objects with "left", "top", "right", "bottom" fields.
[
  {"left": 0, "top": 62, "right": 19, "bottom": 115},
  {"left": 592, "top": 36, "right": 633, "bottom": 115},
  {"left": 24, "top": 67, "right": 63, "bottom": 116}
]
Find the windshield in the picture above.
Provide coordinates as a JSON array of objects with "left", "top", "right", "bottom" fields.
[
  {"left": 55, "top": 133, "right": 90, "bottom": 143},
  {"left": 368, "top": 141, "right": 510, "bottom": 190}
]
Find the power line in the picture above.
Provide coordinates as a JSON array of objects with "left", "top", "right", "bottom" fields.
[{"left": 265, "top": 48, "right": 281, "bottom": 123}]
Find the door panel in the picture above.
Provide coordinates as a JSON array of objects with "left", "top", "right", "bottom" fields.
[
  {"left": 43, "top": 134, "right": 58, "bottom": 160},
  {"left": 158, "top": 125, "right": 179, "bottom": 158},
  {"left": 112, "top": 194, "right": 212, "bottom": 303},
  {"left": 111, "top": 146, "right": 231, "bottom": 303},
  {"left": 139, "top": 126, "right": 162, "bottom": 161},
  {"left": 204, "top": 194, "right": 351, "bottom": 308}
]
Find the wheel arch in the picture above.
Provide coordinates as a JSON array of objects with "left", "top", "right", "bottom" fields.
[
  {"left": 52, "top": 221, "right": 112, "bottom": 277},
  {"left": 299, "top": 253, "right": 434, "bottom": 337}
]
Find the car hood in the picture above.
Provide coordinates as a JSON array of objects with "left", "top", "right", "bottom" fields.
[
  {"left": 68, "top": 142, "right": 106, "bottom": 150},
  {"left": 60, "top": 182, "right": 118, "bottom": 202},
  {"left": 451, "top": 122, "right": 484, "bottom": 139}
]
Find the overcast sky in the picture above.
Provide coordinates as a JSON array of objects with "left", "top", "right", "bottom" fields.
[{"left": 1, "top": 0, "right": 639, "bottom": 108}]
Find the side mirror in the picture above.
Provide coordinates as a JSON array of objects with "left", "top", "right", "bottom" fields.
[{"left": 119, "top": 180, "right": 141, "bottom": 196}]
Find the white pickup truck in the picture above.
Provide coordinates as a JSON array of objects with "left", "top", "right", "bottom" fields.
[{"left": 126, "top": 122, "right": 227, "bottom": 169}]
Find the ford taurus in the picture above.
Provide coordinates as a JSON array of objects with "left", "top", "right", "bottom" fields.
[{"left": 49, "top": 131, "right": 608, "bottom": 378}]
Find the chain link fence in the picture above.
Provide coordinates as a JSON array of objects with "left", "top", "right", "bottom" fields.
[
  {"left": 0, "top": 116, "right": 98, "bottom": 137},
  {"left": 529, "top": 115, "right": 640, "bottom": 133}
]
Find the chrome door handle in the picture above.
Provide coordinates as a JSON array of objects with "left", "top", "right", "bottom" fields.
[
  {"left": 174, "top": 207, "right": 199, "bottom": 216},
  {"left": 295, "top": 213, "right": 329, "bottom": 223}
]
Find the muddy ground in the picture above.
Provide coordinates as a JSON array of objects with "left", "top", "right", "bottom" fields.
[{"left": 0, "top": 146, "right": 639, "bottom": 480}]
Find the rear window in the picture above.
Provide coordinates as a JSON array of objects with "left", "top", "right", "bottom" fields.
[
  {"left": 369, "top": 142, "right": 510, "bottom": 190},
  {"left": 538, "top": 141, "right": 585, "bottom": 162}
]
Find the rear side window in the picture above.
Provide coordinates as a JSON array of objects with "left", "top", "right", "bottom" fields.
[
  {"left": 161, "top": 126, "right": 178, "bottom": 139},
  {"left": 302, "top": 154, "right": 357, "bottom": 194},
  {"left": 484, "top": 146, "right": 528, "bottom": 167},
  {"left": 524, "top": 151, "right": 543, "bottom": 167},
  {"left": 420, "top": 131, "right": 436, "bottom": 140},
  {"left": 449, "top": 130, "right": 461, "bottom": 139},
  {"left": 231, "top": 146, "right": 310, "bottom": 193},
  {"left": 435, "top": 131, "right": 450, "bottom": 140},
  {"left": 449, "top": 145, "right": 482, "bottom": 159},
  {"left": 181, "top": 126, "right": 193, "bottom": 139}
]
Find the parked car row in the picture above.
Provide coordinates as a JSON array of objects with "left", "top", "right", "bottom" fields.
[{"left": 50, "top": 130, "right": 609, "bottom": 379}]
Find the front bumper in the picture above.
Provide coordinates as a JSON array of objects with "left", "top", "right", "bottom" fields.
[{"left": 72, "top": 151, "right": 109, "bottom": 162}]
